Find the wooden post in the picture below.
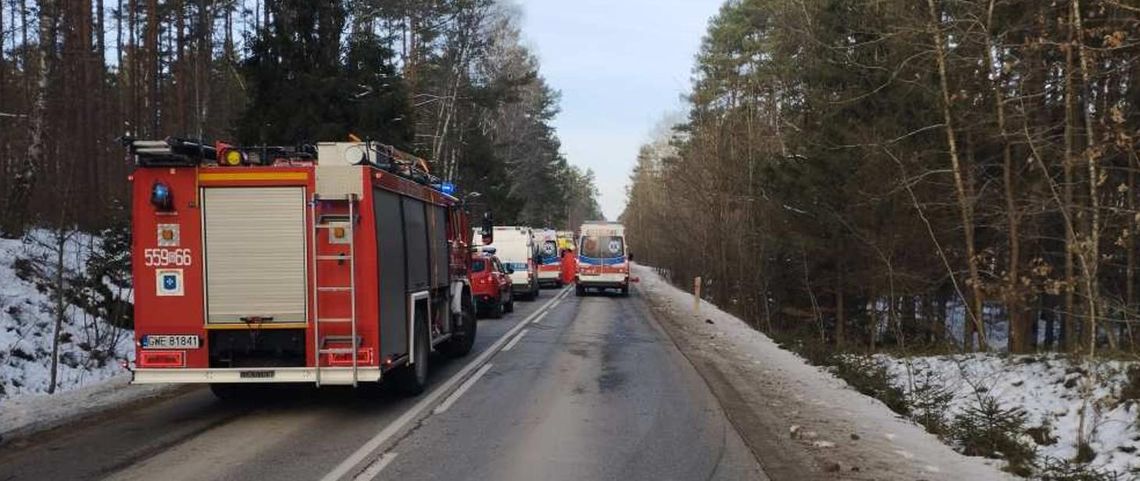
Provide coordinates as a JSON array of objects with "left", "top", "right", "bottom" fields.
[{"left": 694, "top": 276, "right": 702, "bottom": 314}]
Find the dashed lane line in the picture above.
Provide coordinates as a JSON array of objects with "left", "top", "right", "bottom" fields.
[
  {"left": 501, "top": 329, "right": 529, "bottom": 352},
  {"left": 432, "top": 363, "right": 494, "bottom": 415},
  {"left": 352, "top": 453, "right": 398, "bottom": 481},
  {"left": 319, "top": 285, "right": 571, "bottom": 481}
]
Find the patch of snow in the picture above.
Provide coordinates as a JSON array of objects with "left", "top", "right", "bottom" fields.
[
  {"left": 879, "top": 353, "right": 1140, "bottom": 476},
  {"left": 0, "top": 373, "right": 175, "bottom": 441},
  {"left": 634, "top": 264, "right": 1016, "bottom": 480},
  {"left": 0, "top": 231, "right": 134, "bottom": 401}
]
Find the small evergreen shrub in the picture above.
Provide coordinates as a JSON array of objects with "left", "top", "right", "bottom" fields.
[{"left": 950, "top": 391, "right": 1036, "bottom": 476}]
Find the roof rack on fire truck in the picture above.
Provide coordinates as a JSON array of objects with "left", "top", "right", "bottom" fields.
[
  {"left": 122, "top": 137, "right": 451, "bottom": 194},
  {"left": 329, "top": 140, "right": 448, "bottom": 191},
  {"left": 121, "top": 136, "right": 315, "bottom": 167}
]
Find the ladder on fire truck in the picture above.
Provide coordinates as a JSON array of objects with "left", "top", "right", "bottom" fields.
[{"left": 310, "top": 194, "right": 360, "bottom": 387}]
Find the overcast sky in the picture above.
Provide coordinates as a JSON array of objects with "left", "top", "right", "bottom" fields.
[{"left": 518, "top": 0, "right": 722, "bottom": 221}]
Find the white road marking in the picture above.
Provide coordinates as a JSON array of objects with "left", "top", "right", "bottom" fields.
[
  {"left": 320, "top": 286, "right": 571, "bottom": 481},
  {"left": 502, "top": 329, "right": 529, "bottom": 352},
  {"left": 433, "top": 363, "right": 493, "bottom": 415},
  {"left": 531, "top": 308, "right": 551, "bottom": 324},
  {"left": 353, "top": 453, "right": 398, "bottom": 481}
]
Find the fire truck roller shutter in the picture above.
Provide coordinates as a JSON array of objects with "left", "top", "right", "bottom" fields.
[
  {"left": 374, "top": 189, "right": 408, "bottom": 361},
  {"left": 201, "top": 187, "right": 307, "bottom": 324},
  {"left": 402, "top": 198, "right": 430, "bottom": 292},
  {"left": 429, "top": 205, "right": 448, "bottom": 289}
]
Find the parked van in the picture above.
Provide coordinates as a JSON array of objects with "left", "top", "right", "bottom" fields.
[
  {"left": 576, "top": 222, "right": 630, "bottom": 296},
  {"left": 484, "top": 226, "right": 541, "bottom": 300}
]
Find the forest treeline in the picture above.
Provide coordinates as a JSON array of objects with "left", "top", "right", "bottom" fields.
[
  {"left": 623, "top": 0, "right": 1140, "bottom": 354},
  {"left": 0, "top": 0, "right": 602, "bottom": 236}
]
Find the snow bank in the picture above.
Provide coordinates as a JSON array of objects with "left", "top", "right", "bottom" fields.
[
  {"left": 0, "top": 232, "right": 133, "bottom": 399},
  {"left": 634, "top": 264, "right": 1015, "bottom": 480},
  {"left": 880, "top": 353, "right": 1140, "bottom": 476},
  {"left": 0, "top": 372, "right": 177, "bottom": 441}
]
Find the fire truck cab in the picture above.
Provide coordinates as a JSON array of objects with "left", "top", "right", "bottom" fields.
[{"left": 125, "top": 138, "right": 479, "bottom": 397}]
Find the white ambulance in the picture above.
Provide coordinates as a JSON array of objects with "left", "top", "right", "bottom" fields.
[
  {"left": 533, "top": 229, "right": 562, "bottom": 288},
  {"left": 576, "top": 222, "right": 631, "bottom": 296}
]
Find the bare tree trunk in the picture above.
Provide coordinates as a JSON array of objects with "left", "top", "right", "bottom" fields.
[
  {"left": 900, "top": 296, "right": 915, "bottom": 348},
  {"left": 925, "top": 0, "right": 987, "bottom": 351},
  {"left": 48, "top": 228, "right": 69, "bottom": 394},
  {"left": 145, "top": 0, "right": 158, "bottom": 134},
  {"left": 1072, "top": 0, "right": 1100, "bottom": 357},
  {"left": 934, "top": 296, "right": 946, "bottom": 343},
  {"left": 984, "top": 0, "right": 1027, "bottom": 353},
  {"left": 836, "top": 257, "right": 845, "bottom": 348},
  {"left": 0, "top": 0, "right": 4, "bottom": 109},
  {"left": 802, "top": 250, "right": 825, "bottom": 343},
  {"left": 1128, "top": 153, "right": 1136, "bottom": 349},
  {"left": 3, "top": 0, "right": 54, "bottom": 236},
  {"left": 1063, "top": 11, "right": 1078, "bottom": 351}
]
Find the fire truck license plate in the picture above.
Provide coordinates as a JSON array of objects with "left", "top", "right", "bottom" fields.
[{"left": 141, "top": 335, "right": 200, "bottom": 349}]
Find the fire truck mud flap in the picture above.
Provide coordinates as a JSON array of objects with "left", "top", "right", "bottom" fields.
[{"left": 450, "top": 281, "right": 466, "bottom": 314}]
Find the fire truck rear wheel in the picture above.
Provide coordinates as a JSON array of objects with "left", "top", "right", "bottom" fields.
[
  {"left": 440, "top": 295, "right": 477, "bottom": 358},
  {"left": 394, "top": 315, "right": 430, "bottom": 396}
]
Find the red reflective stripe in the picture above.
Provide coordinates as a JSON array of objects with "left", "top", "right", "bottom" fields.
[
  {"left": 327, "top": 348, "right": 374, "bottom": 366},
  {"left": 139, "top": 350, "right": 185, "bottom": 368}
]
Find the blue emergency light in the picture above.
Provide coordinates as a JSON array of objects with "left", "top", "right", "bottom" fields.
[
  {"left": 438, "top": 182, "right": 456, "bottom": 195},
  {"left": 150, "top": 181, "right": 173, "bottom": 211}
]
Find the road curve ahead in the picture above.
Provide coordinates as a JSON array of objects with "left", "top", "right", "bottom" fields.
[{"left": 0, "top": 287, "right": 764, "bottom": 481}]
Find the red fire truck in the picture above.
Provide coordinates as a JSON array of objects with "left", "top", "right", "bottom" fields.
[{"left": 124, "top": 138, "right": 486, "bottom": 398}]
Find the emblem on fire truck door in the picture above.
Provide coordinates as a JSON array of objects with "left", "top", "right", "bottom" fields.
[
  {"left": 157, "top": 224, "right": 180, "bottom": 246},
  {"left": 156, "top": 269, "right": 184, "bottom": 296}
]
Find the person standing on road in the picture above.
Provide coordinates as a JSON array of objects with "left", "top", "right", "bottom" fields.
[{"left": 560, "top": 247, "right": 577, "bottom": 285}]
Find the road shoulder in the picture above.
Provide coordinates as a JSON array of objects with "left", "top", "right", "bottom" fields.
[
  {"left": 0, "top": 373, "right": 185, "bottom": 446},
  {"left": 633, "top": 265, "right": 1015, "bottom": 481}
]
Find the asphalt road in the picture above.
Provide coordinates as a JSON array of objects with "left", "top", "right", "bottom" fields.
[{"left": 0, "top": 286, "right": 764, "bottom": 481}]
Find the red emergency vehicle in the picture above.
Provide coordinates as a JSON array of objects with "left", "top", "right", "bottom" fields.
[
  {"left": 469, "top": 249, "right": 514, "bottom": 318},
  {"left": 124, "top": 138, "right": 484, "bottom": 397}
]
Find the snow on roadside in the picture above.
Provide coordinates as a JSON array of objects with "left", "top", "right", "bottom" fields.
[
  {"left": 879, "top": 353, "right": 1140, "bottom": 476},
  {"left": 0, "top": 373, "right": 176, "bottom": 441},
  {"left": 634, "top": 264, "right": 1016, "bottom": 480},
  {"left": 0, "top": 232, "right": 133, "bottom": 401}
]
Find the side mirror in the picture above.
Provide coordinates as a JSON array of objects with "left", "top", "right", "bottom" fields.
[
  {"left": 480, "top": 211, "right": 494, "bottom": 245},
  {"left": 627, "top": 253, "right": 634, "bottom": 262}
]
